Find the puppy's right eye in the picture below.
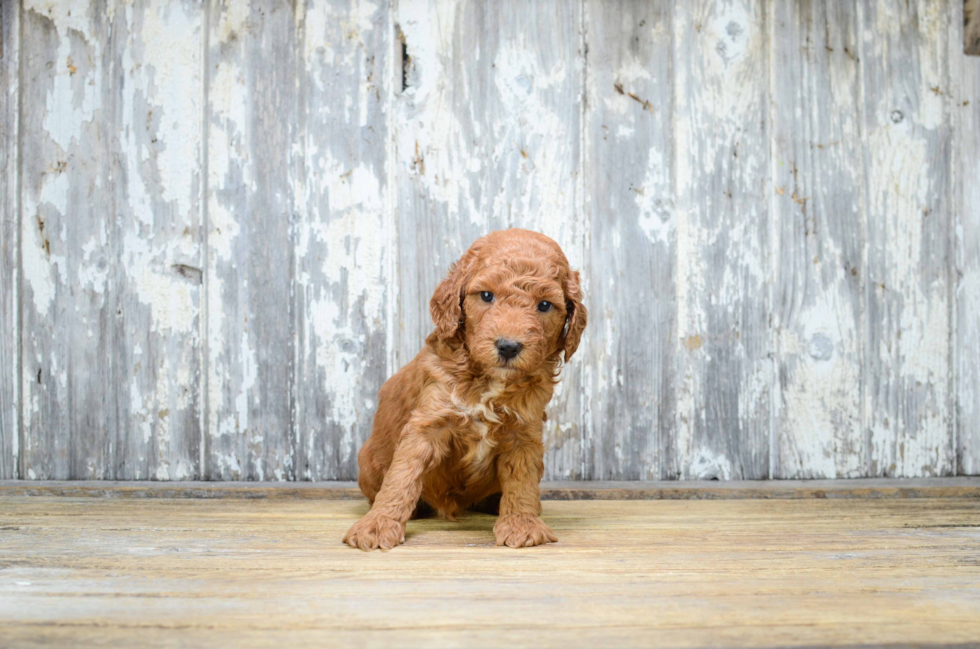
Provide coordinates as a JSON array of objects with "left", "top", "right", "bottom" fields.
[{"left": 480, "top": 291, "right": 494, "bottom": 303}]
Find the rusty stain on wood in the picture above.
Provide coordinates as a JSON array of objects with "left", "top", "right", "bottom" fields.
[{"left": 613, "top": 81, "right": 654, "bottom": 113}]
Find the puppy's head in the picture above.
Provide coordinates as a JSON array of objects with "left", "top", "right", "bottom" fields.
[{"left": 430, "top": 229, "right": 587, "bottom": 376}]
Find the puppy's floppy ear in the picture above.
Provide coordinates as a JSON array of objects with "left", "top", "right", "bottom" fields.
[
  {"left": 561, "top": 269, "right": 587, "bottom": 362},
  {"left": 430, "top": 249, "right": 476, "bottom": 340}
]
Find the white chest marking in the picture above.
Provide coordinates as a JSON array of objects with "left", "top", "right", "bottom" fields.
[{"left": 454, "top": 380, "right": 508, "bottom": 469}]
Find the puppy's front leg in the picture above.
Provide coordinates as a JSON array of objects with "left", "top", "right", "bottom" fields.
[
  {"left": 344, "top": 425, "right": 443, "bottom": 551},
  {"left": 493, "top": 439, "right": 558, "bottom": 548}
]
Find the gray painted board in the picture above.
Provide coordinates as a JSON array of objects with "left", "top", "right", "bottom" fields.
[
  {"left": 1, "top": 0, "right": 18, "bottom": 479},
  {"left": 109, "top": 0, "right": 204, "bottom": 480},
  {"left": 20, "top": 0, "right": 203, "bottom": 480},
  {"left": 771, "top": 0, "right": 865, "bottom": 478},
  {"left": 20, "top": 1, "right": 114, "bottom": 479},
  {"left": 2, "top": 0, "right": 974, "bottom": 481},
  {"left": 583, "top": 0, "right": 673, "bottom": 479},
  {"left": 669, "top": 0, "right": 771, "bottom": 479},
  {"left": 205, "top": 0, "right": 297, "bottom": 480},
  {"left": 861, "top": 0, "right": 953, "bottom": 477},
  {"left": 956, "top": 0, "right": 980, "bottom": 474},
  {"left": 293, "top": 0, "right": 393, "bottom": 480}
]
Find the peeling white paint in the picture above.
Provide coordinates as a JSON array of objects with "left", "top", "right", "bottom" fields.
[
  {"left": 635, "top": 146, "right": 672, "bottom": 246},
  {"left": 43, "top": 39, "right": 102, "bottom": 155},
  {"left": 688, "top": 447, "right": 734, "bottom": 481},
  {"left": 135, "top": 1, "right": 201, "bottom": 219}
]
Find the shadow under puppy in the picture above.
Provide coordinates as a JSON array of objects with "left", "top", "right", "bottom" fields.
[{"left": 344, "top": 229, "right": 587, "bottom": 551}]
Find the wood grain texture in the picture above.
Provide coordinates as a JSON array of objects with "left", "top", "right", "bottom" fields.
[
  {"left": 1, "top": 496, "right": 978, "bottom": 648},
  {"left": 770, "top": 1, "right": 865, "bottom": 478},
  {"left": 955, "top": 0, "right": 980, "bottom": 475},
  {"left": 582, "top": 0, "right": 673, "bottom": 479},
  {"left": 861, "top": 0, "right": 953, "bottom": 477},
  {"left": 393, "top": 0, "right": 586, "bottom": 478},
  {"left": 670, "top": 0, "right": 771, "bottom": 479},
  {"left": 293, "top": 0, "right": 392, "bottom": 481},
  {"left": 205, "top": 0, "right": 297, "bottom": 480},
  {"left": 0, "top": 0, "right": 19, "bottom": 479}
]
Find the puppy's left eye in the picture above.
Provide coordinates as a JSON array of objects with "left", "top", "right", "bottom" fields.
[{"left": 537, "top": 301, "right": 552, "bottom": 313}]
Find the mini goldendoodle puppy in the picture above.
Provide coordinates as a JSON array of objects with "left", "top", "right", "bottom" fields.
[{"left": 344, "top": 229, "right": 587, "bottom": 551}]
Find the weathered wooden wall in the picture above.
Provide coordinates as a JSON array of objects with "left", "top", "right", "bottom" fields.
[{"left": 2, "top": 0, "right": 978, "bottom": 481}]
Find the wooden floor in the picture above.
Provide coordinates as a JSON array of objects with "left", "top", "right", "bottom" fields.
[{"left": 1, "top": 490, "right": 979, "bottom": 648}]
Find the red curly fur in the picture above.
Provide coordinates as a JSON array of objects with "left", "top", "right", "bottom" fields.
[{"left": 343, "top": 229, "right": 587, "bottom": 551}]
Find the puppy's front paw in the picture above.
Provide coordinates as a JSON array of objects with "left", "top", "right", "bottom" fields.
[
  {"left": 343, "top": 513, "right": 405, "bottom": 551},
  {"left": 493, "top": 514, "right": 558, "bottom": 548}
]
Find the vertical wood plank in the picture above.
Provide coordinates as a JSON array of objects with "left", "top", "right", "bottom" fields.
[
  {"left": 861, "top": 0, "right": 953, "bottom": 476},
  {"left": 394, "top": 0, "right": 584, "bottom": 478},
  {"left": 206, "top": 0, "right": 297, "bottom": 480},
  {"left": 392, "top": 0, "right": 473, "bottom": 370},
  {"left": 20, "top": 0, "right": 204, "bottom": 480},
  {"left": 770, "top": 1, "right": 866, "bottom": 478},
  {"left": 294, "top": 0, "right": 391, "bottom": 481},
  {"left": 0, "top": 0, "right": 19, "bottom": 479},
  {"left": 670, "top": 0, "right": 771, "bottom": 479},
  {"left": 582, "top": 0, "right": 673, "bottom": 479},
  {"left": 109, "top": 0, "right": 204, "bottom": 479},
  {"left": 20, "top": 0, "right": 113, "bottom": 479},
  {"left": 954, "top": 0, "right": 980, "bottom": 474}
]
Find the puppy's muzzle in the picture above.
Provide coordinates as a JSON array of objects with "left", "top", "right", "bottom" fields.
[{"left": 495, "top": 338, "right": 523, "bottom": 361}]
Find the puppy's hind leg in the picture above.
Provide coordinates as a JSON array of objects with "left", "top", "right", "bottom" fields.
[
  {"left": 356, "top": 441, "right": 384, "bottom": 505},
  {"left": 410, "top": 499, "right": 436, "bottom": 519},
  {"left": 468, "top": 492, "right": 501, "bottom": 516}
]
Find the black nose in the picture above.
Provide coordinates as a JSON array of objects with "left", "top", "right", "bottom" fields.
[{"left": 495, "top": 338, "right": 523, "bottom": 361}]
